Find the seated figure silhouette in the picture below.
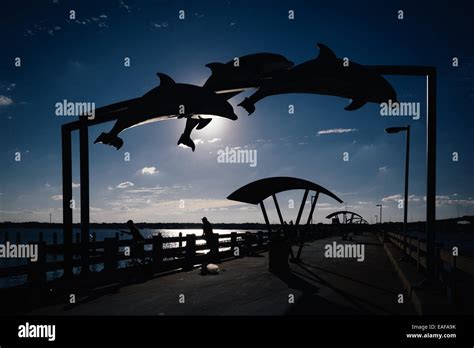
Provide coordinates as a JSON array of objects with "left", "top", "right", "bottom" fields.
[
  {"left": 120, "top": 220, "right": 145, "bottom": 264},
  {"left": 201, "top": 217, "right": 219, "bottom": 274}
]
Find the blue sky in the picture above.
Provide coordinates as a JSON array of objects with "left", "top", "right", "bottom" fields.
[{"left": 0, "top": 0, "right": 473, "bottom": 224}]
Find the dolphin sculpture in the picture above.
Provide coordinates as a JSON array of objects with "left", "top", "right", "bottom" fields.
[
  {"left": 93, "top": 73, "right": 238, "bottom": 151},
  {"left": 177, "top": 53, "right": 295, "bottom": 145},
  {"left": 238, "top": 43, "right": 397, "bottom": 115},
  {"left": 204, "top": 53, "right": 294, "bottom": 98}
]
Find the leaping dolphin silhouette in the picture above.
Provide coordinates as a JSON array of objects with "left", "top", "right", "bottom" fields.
[
  {"left": 93, "top": 73, "right": 237, "bottom": 151},
  {"left": 238, "top": 43, "right": 397, "bottom": 115},
  {"left": 204, "top": 53, "right": 294, "bottom": 98},
  {"left": 179, "top": 53, "right": 294, "bottom": 146}
]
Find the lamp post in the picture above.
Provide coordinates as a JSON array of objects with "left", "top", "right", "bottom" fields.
[
  {"left": 385, "top": 125, "right": 410, "bottom": 255},
  {"left": 376, "top": 204, "right": 383, "bottom": 224}
]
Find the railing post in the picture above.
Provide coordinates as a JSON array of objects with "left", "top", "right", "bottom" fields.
[
  {"left": 230, "top": 232, "right": 238, "bottom": 256},
  {"left": 104, "top": 237, "right": 118, "bottom": 273},
  {"left": 257, "top": 231, "right": 264, "bottom": 249},
  {"left": 417, "top": 239, "right": 421, "bottom": 271},
  {"left": 185, "top": 234, "right": 196, "bottom": 270},
  {"left": 152, "top": 234, "right": 163, "bottom": 272},
  {"left": 28, "top": 241, "right": 46, "bottom": 305},
  {"left": 210, "top": 234, "right": 220, "bottom": 263},
  {"left": 179, "top": 232, "right": 183, "bottom": 254}
]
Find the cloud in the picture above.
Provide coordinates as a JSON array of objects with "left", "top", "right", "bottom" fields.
[
  {"left": 51, "top": 195, "right": 63, "bottom": 201},
  {"left": 117, "top": 181, "right": 134, "bottom": 189},
  {"left": 0, "top": 95, "right": 13, "bottom": 106},
  {"left": 208, "top": 138, "right": 222, "bottom": 143},
  {"left": 140, "top": 167, "right": 158, "bottom": 175},
  {"left": 378, "top": 166, "right": 389, "bottom": 173},
  {"left": 317, "top": 128, "right": 357, "bottom": 135},
  {"left": 72, "top": 182, "right": 80, "bottom": 188},
  {"left": 382, "top": 194, "right": 402, "bottom": 202}
]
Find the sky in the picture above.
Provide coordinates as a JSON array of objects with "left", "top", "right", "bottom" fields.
[{"left": 0, "top": 0, "right": 473, "bottom": 224}]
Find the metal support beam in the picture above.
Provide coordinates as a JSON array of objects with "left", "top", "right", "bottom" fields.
[
  {"left": 272, "top": 194, "right": 284, "bottom": 225},
  {"left": 61, "top": 125, "right": 73, "bottom": 278},
  {"left": 426, "top": 71, "right": 436, "bottom": 280},
  {"left": 306, "top": 191, "right": 319, "bottom": 225},
  {"left": 295, "top": 189, "right": 309, "bottom": 226},
  {"left": 259, "top": 201, "right": 271, "bottom": 234},
  {"left": 79, "top": 121, "right": 90, "bottom": 275}
]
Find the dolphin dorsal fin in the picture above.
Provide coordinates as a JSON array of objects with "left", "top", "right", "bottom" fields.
[
  {"left": 156, "top": 73, "right": 176, "bottom": 87},
  {"left": 316, "top": 43, "right": 337, "bottom": 61},
  {"left": 205, "top": 62, "right": 225, "bottom": 73}
]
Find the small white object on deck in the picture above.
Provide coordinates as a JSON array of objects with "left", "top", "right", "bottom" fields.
[{"left": 206, "top": 263, "right": 220, "bottom": 274}]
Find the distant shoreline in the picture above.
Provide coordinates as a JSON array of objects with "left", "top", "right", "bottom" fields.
[
  {"left": 0, "top": 216, "right": 471, "bottom": 230},
  {"left": 0, "top": 221, "right": 272, "bottom": 230}
]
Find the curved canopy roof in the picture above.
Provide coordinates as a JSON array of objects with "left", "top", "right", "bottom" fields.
[
  {"left": 227, "top": 176, "right": 343, "bottom": 205},
  {"left": 326, "top": 210, "right": 363, "bottom": 219}
]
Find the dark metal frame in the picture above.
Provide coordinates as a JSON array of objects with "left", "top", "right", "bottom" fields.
[{"left": 60, "top": 65, "right": 437, "bottom": 280}]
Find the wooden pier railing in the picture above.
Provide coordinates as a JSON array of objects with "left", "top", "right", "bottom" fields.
[
  {"left": 385, "top": 231, "right": 474, "bottom": 306},
  {"left": 0, "top": 228, "right": 331, "bottom": 290}
]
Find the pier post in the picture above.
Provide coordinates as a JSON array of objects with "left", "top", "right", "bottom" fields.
[
  {"left": 61, "top": 125, "right": 73, "bottom": 278},
  {"left": 230, "top": 232, "right": 238, "bottom": 257},
  {"left": 79, "top": 120, "right": 90, "bottom": 276},
  {"left": 104, "top": 237, "right": 118, "bottom": 273},
  {"left": 185, "top": 234, "right": 196, "bottom": 270},
  {"left": 28, "top": 241, "right": 46, "bottom": 304},
  {"left": 257, "top": 231, "right": 264, "bottom": 250},
  {"left": 152, "top": 234, "right": 163, "bottom": 272}
]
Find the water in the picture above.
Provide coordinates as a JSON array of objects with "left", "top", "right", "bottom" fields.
[{"left": 0, "top": 228, "right": 257, "bottom": 288}]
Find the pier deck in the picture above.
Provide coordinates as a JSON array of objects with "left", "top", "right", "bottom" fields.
[{"left": 32, "top": 233, "right": 415, "bottom": 315}]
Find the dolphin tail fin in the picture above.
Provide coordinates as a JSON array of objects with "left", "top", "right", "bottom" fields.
[
  {"left": 345, "top": 99, "right": 366, "bottom": 111},
  {"left": 196, "top": 118, "right": 212, "bottom": 130},
  {"left": 238, "top": 97, "right": 256, "bottom": 115},
  {"left": 94, "top": 132, "right": 124, "bottom": 150},
  {"left": 177, "top": 134, "right": 196, "bottom": 152}
]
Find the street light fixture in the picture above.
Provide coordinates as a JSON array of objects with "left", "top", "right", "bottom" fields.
[
  {"left": 385, "top": 125, "right": 410, "bottom": 255},
  {"left": 376, "top": 204, "right": 383, "bottom": 224}
]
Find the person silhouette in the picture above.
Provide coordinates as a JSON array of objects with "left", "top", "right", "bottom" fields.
[
  {"left": 201, "top": 217, "right": 219, "bottom": 274},
  {"left": 120, "top": 220, "right": 145, "bottom": 264},
  {"left": 125, "top": 220, "right": 145, "bottom": 242},
  {"left": 202, "top": 217, "right": 214, "bottom": 242}
]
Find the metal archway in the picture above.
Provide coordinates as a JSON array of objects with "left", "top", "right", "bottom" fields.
[{"left": 227, "top": 176, "right": 343, "bottom": 260}]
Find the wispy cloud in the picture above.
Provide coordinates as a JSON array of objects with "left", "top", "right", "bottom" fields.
[
  {"left": 117, "top": 181, "right": 134, "bottom": 189},
  {"left": 0, "top": 96, "right": 13, "bottom": 106},
  {"left": 50, "top": 194, "right": 63, "bottom": 201},
  {"left": 208, "top": 138, "right": 221, "bottom": 143},
  {"left": 317, "top": 128, "right": 357, "bottom": 135}
]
